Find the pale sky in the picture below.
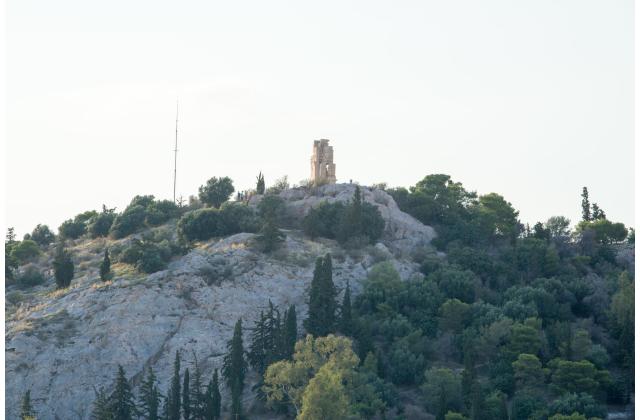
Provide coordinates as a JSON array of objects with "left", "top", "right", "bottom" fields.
[{"left": 6, "top": 0, "right": 634, "bottom": 237}]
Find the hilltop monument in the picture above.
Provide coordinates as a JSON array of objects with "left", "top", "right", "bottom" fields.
[{"left": 310, "top": 139, "right": 336, "bottom": 185}]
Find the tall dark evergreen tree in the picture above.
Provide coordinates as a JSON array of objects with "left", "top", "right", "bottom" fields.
[
  {"left": 110, "top": 365, "right": 137, "bottom": 420},
  {"left": 256, "top": 172, "right": 265, "bottom": 195},
  {"left": 91, "top": 388, "right": 112, "bottom": 420},
  {"left": 53, "top": 242, "right": 74, "bottom": 288},
  {"left": 581, "top": 187, "right": 591, "bottom": 221},
  {"left": 190, "top": 356, "right": 205, "bottom": 420},
  {"left": 222, "top": 319, "right": 247, "bottom": 419},
  {"left": 20, "top": 390, "right": 35, "bottom": 420},
  {"left": 167, "top": 351, "right": 181, "bottom": 420},
  {"left": 339, "top": 281, "right": 353, "bottom": 335},
  {"left": 283, "top": 304, "right": 297, "bottom": 359},
  {"left": 182, "top": 368, "right": 191, "bottom": 420},
  {"left": 304, "top": 254, "right": 337, "bottom": 336},
  {"left": 139, "top": 366, "right": 160, "bottom": 420},
  {"left": 248, "top": 311, "right": 268, "bottom": 374},
  {"left": 100, "top": 248, "right": 111, "bottom": 282},
  {"left": 204, "top": 369, "right": 221, "bottom": 420}
]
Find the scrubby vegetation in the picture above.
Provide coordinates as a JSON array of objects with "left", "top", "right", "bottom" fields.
[
  {"left": 303, "top": 185, "right": 385, "bottom": 247},
  {"left": 7, "top": 173, "right": 634, "bottom": 419}
]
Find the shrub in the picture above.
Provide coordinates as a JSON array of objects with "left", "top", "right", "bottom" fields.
[
  {"left": 117, "top": 239, "right": 175, "bottom": 274},
  {"left": 178, "top": 209, "right": 221, "bottom": 241},
  {"left": 10, "top": 240, "right": 41, "bottom": 264},
  {"left": 110, "top": 205, "right": 147, "bottom": 238},
  {"left": 30, "top": 224, "right": 56, "bottom": 246},
  {"left": 198, "top": 177, "right": 235, "bottom": 208},
  {"left": 59, "top": 218, "right": 87, "bottom": 239},
  {"left": 219, "top": 203, "right": 259, "bottom": 235},
  {"left": 145, "top": 200, "right": 180, "bottom": 226},
  {"left": 178, "top": 205, "right": 258, "bottom": 242},
  {"left": 302, "top": 192, "right": 385, "bottom": 248},
  {"left": 53, "top": 244, "right": 74, "bottom": 288},
  {"left": 59, "top": 210, "right": 98, "bottom": 239},
  {"left": 88, "top": 206, "right": 117, "bottom": 238},
  {"left": 265, "top": 175, "right": 289, "bottom": 195},
  {"left": 17, "top": 265, "right": 45, "bottom": 288}
]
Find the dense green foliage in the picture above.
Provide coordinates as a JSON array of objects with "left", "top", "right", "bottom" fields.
[
  {"left": 178, "top": 203, "right": 258, "bottom": 242},
  {"left": 303, "top": 186, "right": 385, "bottom": 247},
  {"left": 256, "top": 172, "right": 266, "bottom": 195},
  {"left": 304, "top": 254, "right": 338, "bottom": 337},
  {"left": 9, "top": 239, "right": 41, "bottom": 263},
  {"left": 110, "top": 196, "right": 180, "bottom": 239},
  {"left": 88, "top": 206, "right": 117, "bottom": 238},
  {"left": 14, "top": 174, "right": 635, "bottom": 419},
  {"left": 222, "top": 319, "right": 247, "bottom": 419},
  {"left": 29, "top": 224, "right": 56, "bottom": 246},
  {"left": 100, "top": 248, "right": 111, "bottom": 281},
  {"left": 198, "top": 177, "right": 235, "bottom": 208},
  {"left": 53, "top": 243, "right": 74, "bottom": 288}
]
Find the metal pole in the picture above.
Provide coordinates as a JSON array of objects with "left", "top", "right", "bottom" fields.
[{"left": 173, "top": 98, "right": 179, "bottom": 203}]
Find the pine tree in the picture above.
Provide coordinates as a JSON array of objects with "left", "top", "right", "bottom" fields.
[
  {"left": 167, "top": 351, "right": 181, "bottom": 420},
  {"left": 339, "top": 282, "right": 353, "bottom": 335},
  {"left": 20, "top": 390, "right": 36, "bottom": 420},
  {"left": 190, "top": 355, "right": 205, "bottom": 420},
  {"left": 283, "top": 305, "right": 297, "bottom": 359},
  {"left": 223, "top": 319, "right": 247, "bottom": 419},
  {"left": 592, "top": 203, "right": 606, "bottom": 220},
  {"left": 321, "top": 254, "right": 337, "bottom": 333},
  {"left": 53, "top": 242, "right": 74, "bottom": 288},
  {"left": 91, "top": 388, "right": 112, "bottom": 420},
  {"left": 581, "top": 187, "right": 591, "bottom": 222},
  {"left": 110, "top": 365, "right": 137, "bottom": 420},
  {"left": 256, "top": 172, "right": 265, "bottom": 195},
  {"left": 182, "top": 368, "right": 191, "bottom": 420},
  {"left": 139, "top": 366, "right": 160, "bottom": 420},
  {"left": 100, "top": 248, "right": 111, "bottom": 282},
  {"left": 204, "top": 369, "right": 221, "bottom": 420}
]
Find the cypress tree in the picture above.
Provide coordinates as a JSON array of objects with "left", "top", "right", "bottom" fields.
[
  {"left": 339, "top": 281, "right": 353, "bottom": 335},
  {"left": 321, "top": 253, "right": 337, "bottom": 333},
  {"left": 138, "top": 367, "right": 160, "bottom": 420},
  {"left": 256, "top": 172, "right": 265, "bottom": 195},
  {"left": 53, "top": 242, "right": 74, "bottom": 288},
  {"left": 167, "top": 351, "right": 181, "bottom": 420},
  {"left": 304, "top": 254, "right": 337, "bottom": 337},
  {"left": 110, "top": 365, "right": 137, "bottom": 420},
  {"left": 222, "top": 319, "right": 247, "bottom": 419},
  {"left": 20, "top": 390, "right": 35, "bottom": 420},
  {"left": 204, "top": 369, "right": 221, "bottom": 420},
  {"left": 91, "top": 388, "right": 112, "bottom": 420},
  {"left": 248, "top": 311, "right": 268, "bottom": 374},
  {"left": 190, "top": 356, "right": 205, "bottom": 420},
  {"left": 304, "top": 257, "right": 325, "bottom": 336},
  {"left": 100, "top": 248, "right": 111, "bottom": 282},
  {"left": 182, "top": 368, "right": 191, "bottom": 420},
  {"left": 283, "top": 304, "right": 297, "bottom": 359},
  {"left": 581, "top": 187, "right": 591, "bottom": 221}
]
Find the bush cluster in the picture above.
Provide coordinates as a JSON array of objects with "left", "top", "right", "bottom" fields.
[
  {"left": 110, "top": 196, "right": 180, "bottom": 239},
  {"left": 302, "top": 187, "right": 384, "bottom": 247},
  {"left": 116, "top": 238, "right": 181, "bottom": 274},
  {"left": 178, "top": 203, "right": 259, "bottom": 242}
]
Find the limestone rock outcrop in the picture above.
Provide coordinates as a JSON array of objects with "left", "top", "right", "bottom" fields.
[{"left": 5, "top": 185, "right": 435, "bottom": 419}]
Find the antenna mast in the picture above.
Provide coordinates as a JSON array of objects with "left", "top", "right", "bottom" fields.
[{"left": 173, "top": 99, "right": 179, "bottom": 203}]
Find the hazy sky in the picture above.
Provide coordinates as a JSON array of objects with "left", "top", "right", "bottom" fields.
[{"left": 6, "top": 0, "right": 634, "bottom": 237}]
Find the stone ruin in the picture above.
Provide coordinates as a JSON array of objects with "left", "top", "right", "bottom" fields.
[{"left": 310, "top": 139, "right": 336, "bottom": 185}]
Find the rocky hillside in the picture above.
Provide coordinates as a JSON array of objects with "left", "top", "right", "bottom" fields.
[{"left": 5, "top": 184, "right": 436, "bottom": 419}]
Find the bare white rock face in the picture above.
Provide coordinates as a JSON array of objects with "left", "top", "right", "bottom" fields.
[{"left": 5, "top": 185, "right": 435, "bottom": 419}]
